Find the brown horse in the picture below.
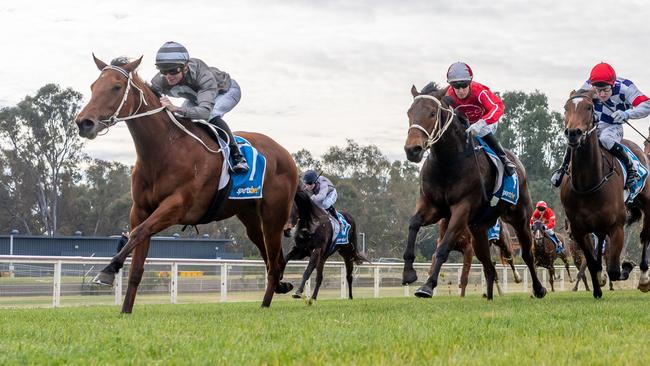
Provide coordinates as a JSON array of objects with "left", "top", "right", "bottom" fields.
[
  {"left": 284, "top": 192, "right": 368, "bottom": 301},
  {"left": 431, "top": 219, "right": 521, "bottom": 297},
  {"left": 402, "top": 84, "right": 546, "bottom": 300},
  {"left": 530, "top": 220, "right": 572, "bottom": 292},
  {"left": 75, "top": 56, "right": 299, "bottom": 313},
  {"left": 560, "top": 89, "right": 650, "bottom": 298}
]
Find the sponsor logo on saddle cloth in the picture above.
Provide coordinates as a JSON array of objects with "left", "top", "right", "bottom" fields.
[
  {"left": 326, "top": 212, "right": 352, "bottom": 256},
  {"left": 215, "top": 135, "right": 267, "bottom": 199},
  {"left": 617, "top": 144, "right": 649, "bottom": 204},
  {"left": 475, "top": 137, "right": 519, "bottom": 206},
  {"left": 487, "top": 220, "right": 501, "bottom": 241}
]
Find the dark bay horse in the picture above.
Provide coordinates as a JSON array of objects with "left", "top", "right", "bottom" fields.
[
  {"left": 75, "top": 56, "right": 299, "bottom": 312},
  {"left": 531, "top": 220, "right": 572, "bottom": 292},
  {"left": 560, "top": 89, "right": 650, "bottom": 298},
  {"left": 402, "top": 84, "right": 546, "bottom": 300},
  {"left": 431, "top": 219, "right": 521, "bottom": 297},
  {"left": 284, "top": 191, "right": 368, "bottom": 302}
]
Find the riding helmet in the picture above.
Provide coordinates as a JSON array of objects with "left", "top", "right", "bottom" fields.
[
  {"left": 302, "top": 170, "right": 318, "bottom": 184},
  {"left": 589, "top": 62, "right": 616, "bottom": 86},
  {"left": 155, "top": 41, "right": 190, "bottom": 70},
  {"left": 446, "top": 62, "right": 474, "bottom": 83}
]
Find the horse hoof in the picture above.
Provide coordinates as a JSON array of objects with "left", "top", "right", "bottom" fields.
[
  {"left": 275, "top": 282, "right": 294, "bottom": 294},
  {"left": 292, "top": 292, "right": 302, "bottom": 299},
  {"left": 622, "top": 261, "right": 636, "bottom": 272},
  {"left": 638, "top": 282, "right": 650, "bottom": 293},
  {"left": 402, "top": 269, "right": 418, "bottom": 285},
  {"left": 533, "top": 287, "right": 547, "bottom": 299},
  {"left": 91, "top": 271, "right": 115, "bottom": 287},
  {"left": 593, "top": 289, "right": 603, "bottom": 299},
  {"left": 414, "top": 286, "right": 433, "bottom": 298},
  {"left": 513, "top": 274, "right": 522, "bottom": 284}
]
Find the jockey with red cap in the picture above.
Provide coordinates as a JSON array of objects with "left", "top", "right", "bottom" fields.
[
  {"left": 551, "top": 62, "right": 650, "bottom": 188},
  {"left": 445, "top": 62, "right": 516, "bottom": 176},
  {"left": 530, "top": 201, "right": 564, "bottom": 253}
]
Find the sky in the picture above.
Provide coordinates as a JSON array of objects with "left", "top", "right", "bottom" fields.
[{"left": 1, "top": 0, "right": 649, "bottom": 165}]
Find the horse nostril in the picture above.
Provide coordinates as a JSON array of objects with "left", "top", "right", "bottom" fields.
[{"left": 564, "top": 128, "right": 569, "bottom": 136}]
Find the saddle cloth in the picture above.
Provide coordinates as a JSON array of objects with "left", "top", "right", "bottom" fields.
[
  {"left": 215, "top": 135, "right": 267, "bottom": 200},
  {"left": 325, "top": 212, "right": 352, "bottom": 256},
  {"left": 617, "top": 144, "right": 648, "bottom": 204},
  {"left": 475, "top": 137, "right": 520, "bottom": 206},
  {"left": 487, "top": 220, "right": 501, "bottom": 241}
]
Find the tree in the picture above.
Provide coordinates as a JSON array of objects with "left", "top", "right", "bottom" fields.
[{"left": 0, "top": 84, "right": 85, "bottom": 235}]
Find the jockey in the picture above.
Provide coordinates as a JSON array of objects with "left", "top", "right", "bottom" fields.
[
  {"left": 551, "top": 62, "right": 650, "bottom": 188},
  {"left": 529, "top": 201, "right": 564, "bottom": 253},
  {"left": 445, "top": 62, "right": 516, "bottom": 176},
  {"left": 150, "top": 41, "right": 249, "bottom": 173},
  {"left": 302, "top": 170, "right": 338, "bottom": 218}
]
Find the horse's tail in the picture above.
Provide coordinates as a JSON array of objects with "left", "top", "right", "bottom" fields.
[
  {"left": 294, "top": 187, "right": 315, "bottom": 230},
  {"left": 627, "top": 205, "right": 643, "bottom": 226}
]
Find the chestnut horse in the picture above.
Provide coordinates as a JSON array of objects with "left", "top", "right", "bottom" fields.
[
  {"left": 530, "top": 220, "right": 572, "bottom": 292},
  {"left": 284, "top": 192, "right": 368, "bottom": 301},
  {"left": 560, "top": 89, "right": 650, "bottom": 298},
  {"left": 75, "top": 56, "right": 298, "bottom": 313},
  {"left": 402, "top": 84, "right": 546, "bottom": 300},
  {"left": 431, "top": 219, "right": 521, "bottom": 297}
]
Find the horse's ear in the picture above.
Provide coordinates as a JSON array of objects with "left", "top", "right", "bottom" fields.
[
  {"left": 569, "top": 90, "right": 577, "bottom": 98},
  {"left": 411, "top": 85, "right": 419, "bottom": 98},
  {"left": 122, "top": 56, "right": 143, "bottom": 73},
  {"left": 92, "top": 53, "right": 108, "bottom": 71},
  {"left": 441, "top": 95, "right": 454, "bottom": 108}
]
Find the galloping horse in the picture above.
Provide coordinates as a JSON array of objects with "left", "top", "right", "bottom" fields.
[
  {"left": 531, "top": 220, "right": 572, "bottom": 292},
  {"left": 284, "top": 192, "right": 368, "bottom": 301},
  {"left": 431, "top": 219, "right": 521, "bottom": 297},
  {"left": 560, "top": 89, "right": 650, "bottom": 297},
  {"left": 75, "top": 56, "right": 299, "bottom": 312},
  {"left": 402, "top": 84, "right": 546, "bottom": 300}
]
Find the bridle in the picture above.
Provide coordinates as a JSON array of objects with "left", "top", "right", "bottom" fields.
[
  {"left": 565, "top": 93, "right": 598, "bottom": 148},
  {"left": 95, "top": 65, "right": 223, "bottom": 154},
  {"left": 408, "top": 94, "right": 456, "bottom": 149}
]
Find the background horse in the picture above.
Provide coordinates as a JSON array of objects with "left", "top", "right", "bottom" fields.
[
  {"left": 530, "top": 220, "right": 572, "bottom": 292},
  {"left": 560, "top": 89, "right": 650, "bottom": 298},
  {"left": 284, "top": 191, "right": 368, "bottom": 301},
  {"left": 430, "top": 219, "right": 521, "bottom": 297},
  {"left": 75, "top": 56, "right": 300, "bottom": 313},
  {"left": 402, "top": 84, "right": 546, "bottom": 300}
]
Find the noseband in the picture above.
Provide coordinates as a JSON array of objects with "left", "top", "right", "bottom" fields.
[{"left": 408, "top": 95, "right": 456, "bottom": 149}]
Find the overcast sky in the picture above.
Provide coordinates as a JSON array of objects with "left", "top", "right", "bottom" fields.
[{"left": 1, "top": 0, "right": 649, "bottom": 165}]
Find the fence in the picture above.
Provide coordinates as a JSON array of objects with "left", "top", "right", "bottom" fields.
[{"left": 0, "top": 255, "right": 642, "bottom": 308}]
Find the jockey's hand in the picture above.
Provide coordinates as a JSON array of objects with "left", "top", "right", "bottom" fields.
[
  {"left": 466, "top": 119, "right": 488, "bottom": 137},
  {"left": 612, "top": 110, "right": 630, "bottom": 124},
  {"left": 160, "top": 96, "right": 179, "bottom": 112}
]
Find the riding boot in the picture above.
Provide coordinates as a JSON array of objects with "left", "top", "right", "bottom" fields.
[
  {"left": 550, "top": 147, "right": 571, "bottom": 188},
  {"left": 481, "top": 133, "right": 516, "bottom": 176},
  {"left": 209, "top": 116, "right": 249, "bottom": 173},
  {"left": 609, "top": 142, "right": 639, "bottom": 189}
]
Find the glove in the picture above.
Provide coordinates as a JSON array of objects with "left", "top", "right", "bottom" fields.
[
  {"left": 611, "top": 110, "right": 630, "bottom": 124},
  {"left": 466, "top": 119, "right": 488, "bottom": 137}
]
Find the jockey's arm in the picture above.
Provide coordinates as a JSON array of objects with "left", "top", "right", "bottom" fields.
[
  {"left": 627, "top": 99, "right": 650, "bottom": 120},
  {"left": 477, "top": 88, "right": 504, "bottom": 125},
  {"left": 176, "top": 72, "right": 220, "bottom": 120},
  {"left": 545, "top": 210, "right": 556, "bottom": 230}
]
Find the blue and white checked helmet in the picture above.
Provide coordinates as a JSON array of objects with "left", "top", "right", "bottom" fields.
[{"left": 155, "top": 41, "right": 189, "bottom": 69}]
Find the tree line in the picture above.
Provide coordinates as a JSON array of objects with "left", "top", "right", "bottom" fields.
[{"left": 1, "top": 83, "right": 641, "bottom": 260}]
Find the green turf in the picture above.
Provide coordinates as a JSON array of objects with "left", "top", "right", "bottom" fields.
[{"left": 0, "top": 291, "right": 647, "bottom": 365}]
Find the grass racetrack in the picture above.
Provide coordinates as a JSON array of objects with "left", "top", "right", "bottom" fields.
[{"left": 1, "top": 290, "right": 647, "bottom": 365}]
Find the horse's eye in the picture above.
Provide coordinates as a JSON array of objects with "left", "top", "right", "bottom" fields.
[
  {"left": 112, "top": 85, "right": 122, "bottom": 92},
  {"left": 430, "top": 112, "right": 436, "bottom": 118}
]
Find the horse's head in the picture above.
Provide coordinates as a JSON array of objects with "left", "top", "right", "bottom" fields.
[
  {"left": 283, "top": 202, "right": 299, "bottom": 237},
  {"left": 564, "top": 89, "right": 597, "bottom": 147},
  {"left": 75, "top": 54, "right": 144, "bottom": 139},
  {"left": 531, "top": 220, "right": 545, "bottom": 245},
  {"left": 404, "top": 83, "right": 455, "bottom": 162}
]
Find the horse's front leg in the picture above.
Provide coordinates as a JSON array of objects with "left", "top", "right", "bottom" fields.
[
  {"left": 493, "top": 237, "right": 522, "bottom": 284},
  {"left": 459, "top": 247, "right": 473, "bottom": 297},
  {"left": 469, "top": 227, "right": 497, "bottom": 300},
  {"left": 402, "top": 198, "right": 439, "bottom": 285},
  {"left": 559, "top": 252, "right": 573, "bottom": 282},
  {"left": 578, "top": 233, "right": 603, "bottom": 298},
  {"left": 294, "top": 249, "right": 318, "bottom": 299},
  {"left": 414, "top": 204, "right": 469, "bottom": 298},
  {"left": 605, "top": 227, "right": 626, "bottom": 281}
]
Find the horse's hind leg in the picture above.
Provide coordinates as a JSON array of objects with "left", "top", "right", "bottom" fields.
[
  {"left": 560, "top": 253, "right": 573, "bottom": 282},
  {"left": 509, "top": 216, "right": 547, "bottom": 298},
  {"left": 415, "top": 205, "right": 468, "bottom": 298},
  {"left": 310, "top": 249, "right": 326, "bottom": 301},
  {"left": 459, "top": 247, "right": 473, "bottom": 297},
  {"left": 344, "top": 255, "right": 355, "bottom": 299},
  {"left": 606, "top": 226, "right": 625, "bottom": 281},
  {"left": 403, "top": 200, "right": 439, "bottom": 285},
  {"left": 470, "top": 228, "right": 497, "bottom": 300},
  {"left": 548, "top": 267, "right": 555, "bottom": 292},
  {"left": 493, "top": 237, "right": 522, "bottom": 284},
  {"left": 637, "top": 212, "right": 650, "bottom": 292}
]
